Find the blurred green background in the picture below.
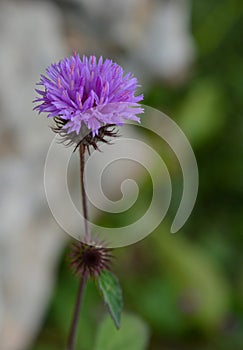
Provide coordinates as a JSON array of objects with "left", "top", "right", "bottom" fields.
[{"left": 32, "top": 1, "right": 243, "bottom": 349}]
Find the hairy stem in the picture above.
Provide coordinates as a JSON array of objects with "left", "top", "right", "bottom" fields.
[
  {"left": 66, "top": 144, "right": 89, "bottom": 350},
  {"left": 66, "top": 270, "right": 88, "bottom": 350},
  {"left": 79, "top": 144, "right": 89, "bottom": 240}
]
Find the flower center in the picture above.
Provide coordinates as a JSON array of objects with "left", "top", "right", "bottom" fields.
[{"left": 83, "top": 248, "right": 101, "bottom": 268}]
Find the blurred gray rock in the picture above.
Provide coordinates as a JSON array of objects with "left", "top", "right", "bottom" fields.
[
  {"left": 0, "top": 2, "right": 68, "bottom": 350},
  {"left": 68, "top": 0, "right": 195, "bottom": 84},
  {"left": 136, "top": 0, "right": 195, "bottom": 82}
]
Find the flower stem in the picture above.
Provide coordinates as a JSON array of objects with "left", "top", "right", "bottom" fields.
[
  {"left": 66, "top": 144, "right": 89, "bottom": 350},
  {"left": 79, "top": 144, "right": 89, "bottom": 241},
  {"left": 67, "top": 270, "right": 88, "bottom": 350}
]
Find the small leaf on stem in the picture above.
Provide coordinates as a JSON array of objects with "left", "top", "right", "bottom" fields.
[{"left": 98, "top": 270, "right": 123, "bottom": 329}]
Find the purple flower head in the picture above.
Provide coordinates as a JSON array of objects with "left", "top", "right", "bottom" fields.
[{"left": 34, "top": 53, "right": 143, "bottom": 138}]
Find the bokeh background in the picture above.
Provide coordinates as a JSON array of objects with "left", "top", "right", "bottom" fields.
[{"left": 0, "top": 0, "right": 242, "bottom": 349}]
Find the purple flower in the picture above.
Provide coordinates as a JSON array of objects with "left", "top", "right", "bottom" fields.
[{"left": 34, "top": 53, "right": 143, "bottom": 136}]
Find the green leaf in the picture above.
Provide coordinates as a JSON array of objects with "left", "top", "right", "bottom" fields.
[
  {"left": 94, "top": 313, "right": 150, "bottom": 350},
  {"left": 98, "top": 270, "right": 123, "bottom": 329}
]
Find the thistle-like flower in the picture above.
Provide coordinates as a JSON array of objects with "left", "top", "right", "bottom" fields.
[
  {"left": 34, "top": 53, "right": 143, "bottom": 148},
  {"left": 69, "top": 241, "right": 113, "bottom": 278}
]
